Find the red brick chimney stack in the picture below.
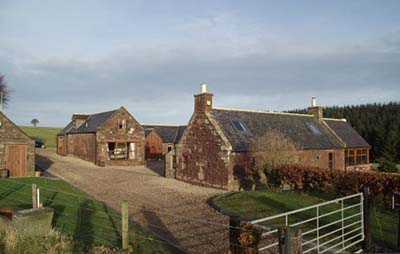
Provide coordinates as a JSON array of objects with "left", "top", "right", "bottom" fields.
[
  {"left": 307, "top": 96, "right": 323, "bottom": 120},
  {"left": 194, "top": 83, "right": 213, "bottom": 114}
]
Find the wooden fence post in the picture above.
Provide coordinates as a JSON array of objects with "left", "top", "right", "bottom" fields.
[
  {"left": 278, "top": 227, "right": 302, "bottom": 254},
  {"left": 284, "top": 227, "right": 291, "bottom": 254},
  {"left": 291, "top": 229, "right": 302, "bottom": 254},
  {"left": 121, "top": 200, "right": 129, "bottom": 252},
  {"left": 363, "top": 187, "right": 371, "bottom": 251},
  {"left": 229, "top": 215, "right": 241, "bottom": 254},
  {"left": 278, "top": 227, "right": 284, "bottom": 254},
  {"left": 32, "top": 184, "right": 37, "bottom": 208}
]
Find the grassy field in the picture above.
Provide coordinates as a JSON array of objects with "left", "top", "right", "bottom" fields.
[
  {"left": 214, "top": 190, "right": 397, "bottom": 250},
  {"left": 0, "top": 177, "right": 182, "bottom": 254},
  {"left": 19, "top": 126, "right": 62, "bottom": 148}
]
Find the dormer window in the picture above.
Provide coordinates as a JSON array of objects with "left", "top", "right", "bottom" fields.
[
  {"left": 118, "top": 119, "right": 126, "bottom": 129},
  {"left": 231, "top": 119, "right": 247, "bottom": 132}
]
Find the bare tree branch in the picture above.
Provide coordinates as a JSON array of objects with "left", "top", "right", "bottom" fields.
[{"left": 0, "top": 74, "right": 10, "bottom": 106}]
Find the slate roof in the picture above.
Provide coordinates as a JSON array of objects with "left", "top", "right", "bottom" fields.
[
  {"left": 57, "top": 121, "right": 73, "bottom": 135},
  {"left": 325, "top": 119, "right": 370, "bottom": 148},
  {"left": 59, "top": 110, "right": 116, "bottom": 135},
  {"left": 175, "top": 125, "right": 187, "bottom": 144},
  {"left": 210, "top": 108, "right": 363, "bottom": 152},
  {"left": 143, "top": 125, "right": 187, "bottom": 143}
]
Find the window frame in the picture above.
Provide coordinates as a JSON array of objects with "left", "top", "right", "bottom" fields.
[
  {"left": 345, "top": 148, "right": 369, "bottom": 167},
  {"left": 230, "top": 119, "right": 248, "bottom": 132},
  {"left": 118, "top": 119, "right": 126, "bottom": 130}
]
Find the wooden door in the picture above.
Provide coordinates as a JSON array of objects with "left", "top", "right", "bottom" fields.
[
  {"left": 57, "top": 136, "right": 66, "bottom": 155},
  {"left": 5, "top": 144, "right": 27, "bottom": 177}
]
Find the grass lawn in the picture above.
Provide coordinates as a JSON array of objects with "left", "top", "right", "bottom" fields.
[
  {"left": 214, "top": 190, "right": 397, "bottom": 250},
  {"left": 20, "top": 126, "right": 62, "bottom": 148},
  {"left": 371, "top": 163, "right": 400, "bottom": 172},
  {"left": 0, "top": 177, "right": 182, "bottom": 254}
]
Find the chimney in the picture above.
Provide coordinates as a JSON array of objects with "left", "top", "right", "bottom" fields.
[
  {"left": 194, "top": 83, "right": 213, "bottom": 114},
  {"left": 307, "top": 96, "right": 323, "bottom": 120},
  {"left": 72, "top": 114, "right": 90, "bottom": 129}
]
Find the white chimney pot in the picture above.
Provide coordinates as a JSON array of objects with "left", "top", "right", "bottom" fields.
[
  {"left": 201, "top": 83, "right": 207, "bottom": 93},
  {"left": 311, "top": 96, "right": 316, "bottom": 107}
]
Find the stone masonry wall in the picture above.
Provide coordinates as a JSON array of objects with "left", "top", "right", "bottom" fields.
[
  {"left": 96, "top": 107, "right": 145, "bottom": 167},
  {"left": 145, "top": 131, "right": 163, "bottom": 160},
  {"left": 0, "top": 113, "right": 35, "bottom": 176},
  {"left": 66, "top": 133, "right": 96, "bottom": 163},
  {"left": 176, "top": 114, "right": 230, "bottom": 189},
  {"left": 295, "top": 149, "right": 345, "bottom": 170}
]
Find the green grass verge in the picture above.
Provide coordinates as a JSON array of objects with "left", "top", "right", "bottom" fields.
[
  {"left": 20, "top": 126, "right": 62, "bottom": 148},
  {"left": 214, "top": 190, "right": 397, "bottom": 250},
  {"left": 371, "top": 163, "right": 400, "bottom": 172},
  {"left": 0, "top": 177, "right": 182, "bottom": 254}
]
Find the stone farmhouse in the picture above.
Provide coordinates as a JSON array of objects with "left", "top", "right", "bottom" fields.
[
  {"left": 57, "top": 107, "right": 145, "bottom": 166},
  {"left": 175, "top": 85, "right": 371, "bottom": 190},
  {"left": 0, "top": 111, "right": 35, "bottom": 177},
  {"left": 143, "top": 125, "right": 186, "bottom": 160}
]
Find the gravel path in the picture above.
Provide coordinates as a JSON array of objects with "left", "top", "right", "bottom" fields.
[{"left": 35, "top": 148, "right": 230, "bottom": 254}]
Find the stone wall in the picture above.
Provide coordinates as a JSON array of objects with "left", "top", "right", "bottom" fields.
[
  {"left": 295, "top": 149, "right": 345, "bottom": 170},
  {"left": 145, "top": 131, "right": 163, "bottom": 160},
  {"left": 96, "top": 107, "right": 145, "bottom": 166},
  {"left": 0, "top": 112, "right": 35, "bottom": 176},
  {"left": 176, "top": 114, "right": 230, "bottom": 189},
  {"left": 66, "top": 133, "right": 96, "bottom": 163}
]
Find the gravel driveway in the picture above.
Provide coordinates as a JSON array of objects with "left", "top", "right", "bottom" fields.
[{"left": 35, "top": 148, "right": 230, "bottom": 254}]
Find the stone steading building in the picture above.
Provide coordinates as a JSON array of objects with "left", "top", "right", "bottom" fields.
[
  {"left": 0, "top": 111, "right": 35, "bottom": 177},
  {"left": 57, "top": 107, "right": 145, "bottom": 167},
  {"left": 175, "top": 84, "right": 371, "bottom": 190}
]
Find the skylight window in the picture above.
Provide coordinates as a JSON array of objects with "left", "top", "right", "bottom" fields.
[
  {"left": 231, "top": 120, "right": 247, "bottom": 132},
  {"left": 306, "top": 122, "right": 322, "bottom": 135}
]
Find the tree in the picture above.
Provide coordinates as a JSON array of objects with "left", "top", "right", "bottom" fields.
[
  {"left": 381, "top": 125, "right": 399, "bottom": 163},
  {"left": 250, "top": 129, "right": 299, "bottom": 187},
  {"left": 31, "top": 118, "right": 39, "bottom": 127},
  {"left": 0, "top": 74, "right": 10, "bottom": 107}
]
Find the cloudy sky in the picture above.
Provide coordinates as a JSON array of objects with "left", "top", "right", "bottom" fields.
[{"left": 1, "top": 0, "right": 399, "bottom": 127}]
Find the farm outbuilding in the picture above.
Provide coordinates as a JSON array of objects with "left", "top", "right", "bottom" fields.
[
  {"left": 143, "top": 125, "right": 186, "bottom": 160},
  {"left": 57, "top": 107, "right": 145, "bottom": 167},
  {"left": 0, "top": 111, "right": 35, "bottom": 177},
  {"left": 175, "top": 84, "right": 371, "bottom": 190}
]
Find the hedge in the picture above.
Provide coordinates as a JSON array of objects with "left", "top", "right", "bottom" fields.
[{"left": 276, "top": 165, "right": 400, "bottom": 199}]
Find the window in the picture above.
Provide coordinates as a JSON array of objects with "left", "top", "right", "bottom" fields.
[
  {"left": 118, "top": 119, "right": 126, "bottom": 129},
  {"left": 328, "top": 152, "right": 334, "bottom": 169},
  {"left": 128, "top": 143, "right": 135, "bottom": 159},
  {"left": 306, "top": 122, "right": 322, "bottom": 135},
  {"left": 231, "top": 120, "right": 247, "bottom": 132},
  {"left": 107, "top": 142, "right": 133, "bottom": 160},
  {"left": 345, "top": 148, "right": 368, "bottom": 166}
]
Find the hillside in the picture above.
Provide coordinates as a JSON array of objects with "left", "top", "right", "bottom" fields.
[{"left": 20, "top": 126, "right": 62, "bottom": 148}]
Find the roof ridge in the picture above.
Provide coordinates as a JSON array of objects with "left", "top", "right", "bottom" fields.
[
  {"left": 88, "top": 109, "right": 117, "bottom": 116},
  {"left": 143, "top": 124, "right": 180, "bottom": 127},
  {"left": 322, "top": 117, "right": 347, "bottom": 122},
  {"left": 213, "top": 107, "right": 315, "bottom": 117}
]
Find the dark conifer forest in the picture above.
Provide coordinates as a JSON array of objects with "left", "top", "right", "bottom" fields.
[{"left": 290, "top": 102, "right": 400, "bottom": 163}]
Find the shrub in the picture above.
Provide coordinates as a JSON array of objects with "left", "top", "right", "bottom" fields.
[
  {"left": 277, "top": 164, "right": 400, "bottom": 198},
  {"left": 377, "top": 158, "right": 398, "bottom": 173}
]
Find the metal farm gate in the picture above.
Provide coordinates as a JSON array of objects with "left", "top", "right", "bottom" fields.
[{"left": 252, "top": 193, "right": 365, "bottom": 253}]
